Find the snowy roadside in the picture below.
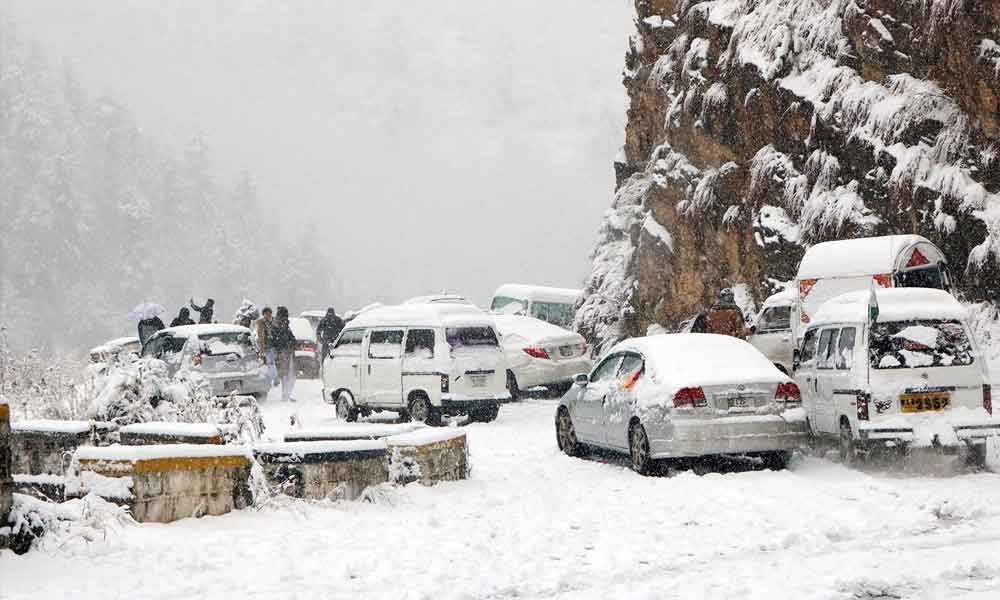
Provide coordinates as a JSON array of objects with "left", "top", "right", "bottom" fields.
[{"left": 2, "top": 381, "right": 1000, "bottom": 599}]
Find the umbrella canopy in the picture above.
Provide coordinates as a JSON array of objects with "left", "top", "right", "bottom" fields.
[{"left": 128, "top": 302, "right": 166, "bottom": 321}]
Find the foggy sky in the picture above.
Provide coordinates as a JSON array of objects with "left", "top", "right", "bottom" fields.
[{"left": 4, "top": 0, "right": 632, "bottom": 310}]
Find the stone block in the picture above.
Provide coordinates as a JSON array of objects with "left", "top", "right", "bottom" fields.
[
  {"left": 10, "top": 420, "right": 112, "bottom": 476},
  {"left": 75, "top": 444, "right": 252, "bottom": 523},
  {"left": 254, "top": 440, "right": 389, "bottom": 500},
  {"left": 119, "top": 422, "right": 225, "bottom": 446},
  {"left": 1, "top": 401, "right": 12, "bottom": 542},
  {"left": 284, "top": 422, "right": 424, "bottom": 442},
  {"left": 386, "top": 429, "right": 469, "bottom": 486}
]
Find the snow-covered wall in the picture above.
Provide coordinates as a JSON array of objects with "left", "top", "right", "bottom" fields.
[{"left": 578, "top": 0, "right": 1000, "bottom": 353}]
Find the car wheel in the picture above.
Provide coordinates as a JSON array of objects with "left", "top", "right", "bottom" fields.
[
  {"left": 762, "top": 450, "right": 791, "bottom": 471},
  {"left": 556, "top": 408, "right": 581, "bottom": 456},
  {"left": 629, "top": 422, "right": 653, "bottom": 475},
  {"left": 336, "top": 393, "right": 358, "bottom": 422},
  {"left": 409, "top": 395, "right": 442, "bottom": 426},
  {"left": 506, "top": 370, "right": 520, "bottom": 402},
  {"left": 839, "top": 420, "right": 858, "bottom": 466}
]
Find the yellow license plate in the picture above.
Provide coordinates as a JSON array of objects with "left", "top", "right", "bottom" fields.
[{"left": 900, "top": 393, "right": 950, "bottom": 413}]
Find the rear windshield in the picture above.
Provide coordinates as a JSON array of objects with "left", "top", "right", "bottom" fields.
[
  {"left": 869, "top": 320, "right": 973, "bottom": 369},
  {"left": 198, "top": 332, "right": 253, "bottom": 356},
  {"left": 529, "top": 302, "right": 575, "bottom": 328},
  {"left": 446, "top": 327, "right": 499, "bottom": 350}
]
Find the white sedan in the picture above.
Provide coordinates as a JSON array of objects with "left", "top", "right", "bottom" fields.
[
  {"left": 493, "top": 315, "right": 591, "bottom": 399},
  {"left": 555, "top": 334, "right": 809, "bottom": 474}
]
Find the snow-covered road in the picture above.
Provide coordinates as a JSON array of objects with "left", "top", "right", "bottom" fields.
[{"left": 3, "top": 381, "right": 1000, "bottom": 599}]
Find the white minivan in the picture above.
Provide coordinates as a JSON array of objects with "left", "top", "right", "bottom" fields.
[
  {"left": 748, "top": 288, "right": 796, "bottom": 374},
  {"left": 490, "top": 284, "right": 581, "bottom": 329},
  {"left": 322, "top": 304, "right": 509, "bottom": 425},
  {"left": 794, "top": 288, "right": 999, "bottom": 465}
]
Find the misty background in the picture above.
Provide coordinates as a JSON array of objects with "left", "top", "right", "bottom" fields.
[{"left": 0, "top": 0, "right": 632, "bottom": 351}]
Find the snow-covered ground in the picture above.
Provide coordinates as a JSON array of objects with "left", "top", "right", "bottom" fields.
[{"left": 4, "top": 380, "right": 1000, "bottom": 599}]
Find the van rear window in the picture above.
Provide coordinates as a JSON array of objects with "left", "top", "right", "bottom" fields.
[
  {"left": 869, "top": 320, "right": 973, "bottom": 369},
  {"left": 446, "top": 327, "right": 498, "bottom": 349}
]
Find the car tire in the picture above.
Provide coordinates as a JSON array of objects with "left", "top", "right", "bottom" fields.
[
  {"left": 629, "top": 422, "right": 653, "bottom": 475},
  {"left": 839, "top": 420, "right": 858, "bottom": 466},
  {"left": 336, "top": 393, "right": 359, "bottom": 423},
  {"left": 762, "top": 450, "right": 791, "bottom": 471},
  {"left": 409, "top": 394, "right": 442, "bottom": 427},
  {"left": 556, "top": 407, "right": 581, "bottom": 456},
  {"left": 506, "top": 370, "right": 520, "bottom": 402}
]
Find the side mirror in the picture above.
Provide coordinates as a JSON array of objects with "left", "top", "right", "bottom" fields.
[
  {"left": 574, "top": 373, "right": 589, "bottom": 387},
  {"left": 749, "top": 325, "right": 757, "bottom": 334},
  {"left": 792, "top": 349, "right": 801, "bottom": 371}
]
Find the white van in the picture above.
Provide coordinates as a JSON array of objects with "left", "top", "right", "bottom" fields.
[
  {"left": 489, "top": 284, "right": 582, "bottom": 329},
  {"left": 748, "top": 288, "right": 796, "bottom": 374},
  {"left": 794, "top": 288, "right": 999, "bottom": 465},
  {"left": 321, "top": 304, "right": 509, "bottom": 425}
]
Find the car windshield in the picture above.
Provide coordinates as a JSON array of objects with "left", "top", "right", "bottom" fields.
[
  {"left": 529, "top": 302, "right": 574, "bottom": 328},
  {"left": 198, "top": 332, "right": 252, "bottom": 356},
  {"left": 757, "top": 306, "right": 791, "bottom": 331},
  {"left": 869, "top": 319, "right": 974, "bottom": 369},
  {"left": 446, "top": 327, "right": 499, "bottom": 350},
  {"left": 492, "top": 296, "right": 526, "bottom": 314}
]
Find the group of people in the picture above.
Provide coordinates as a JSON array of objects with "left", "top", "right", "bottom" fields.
[
  {"left": 136, "top": 298, "right": 216, "bottom": 345},
  {"left": 253, "top": 305, "right": 345, "bottom": 403}
]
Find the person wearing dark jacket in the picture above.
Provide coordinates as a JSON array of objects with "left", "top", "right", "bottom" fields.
[
  {"left": 138, "top": 316, "right": 165, "bottom": 345},
  {"left": 190, "top": 298, "right": 215, "bottom": 324},
  {"left": 170, "top": 307, "right": 196, "bottom": 328},
  {"left": 705, "top": 288, "right": 747, "bottom": 339},
  {"left": 270, "top": 306, "right": 297, "bottom": 402},
  {"left": 316, "top": 307, "right": 345, "bottom": 363}
]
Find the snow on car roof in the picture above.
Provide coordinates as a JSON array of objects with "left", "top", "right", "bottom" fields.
[
  {"left": 810, "top": 288, "right": 967, "bottom": 326},
  {"left": 611, "top": 334, "right": 785, "bottom": 388},
  {"left": 289, "top": 317, "right": 317, "bottom": 341},
  {"left": 797, "top": 235, "right": 935, "bottom": 279},
  {"left": 492, "top": 284, "right": 581, "bottom": 304},
  {"left": 403, "top": 294, "right": 473, "bottom": 305},
  {"left": 90, "top": 336, "right": 141, "bottom": 354},
  {"left": 493, "top": 314, "right": 584, "bottom": 344},
  {"left": 761, "top": 288, "right": 796, "bottom": 308},
  {"left": 348, "top": 303, "right": 491, "bottom": 329},
  {"left": 161, "top": 324, "right": 251, "bottom": 338},
  {"left": 300, "top": 310, "right": 326, "bottom": 318}
]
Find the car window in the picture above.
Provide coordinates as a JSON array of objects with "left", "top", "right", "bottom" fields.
[
  {"left": 404, "top": 329, "right": 435, "bottom": 359},
  {"left": 756, "top": 306, "right": 791, "bottom": 332},
  {"left": 895, "top": 265, "right": 945, "bottom": 290},
  {"left": 617, "top": 353, "right": 644, "bottom": 386},
  {"left": 491, "top": 296, "right": 525, "bottom": 314},
  {"left": 869, "top": 319, "right": 974, "bottom": 369},
  {"left": 162, "top": 335, "right": 187, "bottom": 356},
  {"left": 800, "top": 329, "right": 819, "bottom": 365},
  {"left": 332, "top": 329, "right": 364, "bottom": 357},
  {"left": 590, "top": 354, "right": 622, "bottom": 383},
  {"left": 446, "top": 327, "right": 499, "bottom": 349},
  {"left": 529, "top": 302, "right": 575, "bottom": 328},
  {"left": 816, "top": 328, "right": 838, "bottom": 370},
  {"left": 369, "top": 329, "right": 404, "bottom": 359},
  {"left": 142, "top": 335, "right": 164, "bottom": 358},
  {"left": 836, "top": 327, "right": 856, "bottom": 370}
]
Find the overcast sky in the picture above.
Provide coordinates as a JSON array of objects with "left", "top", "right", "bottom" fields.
[{"left": 5, "top": 0, "right": 632, "bottom": 309}]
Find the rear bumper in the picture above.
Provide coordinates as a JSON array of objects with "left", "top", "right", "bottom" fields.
[
  {"left": 205, "top": 372, "right": 269, "bottom": 397},
  {"left": 648, "top": 414, "right": 810, "bottom": 459},
  {"left": 440, "top": 394, "right": 508, "bottom": 415},
  {"left": 514, "top": 358, "right": 592, "bottom": 389},
  {"left": 859, "top": 421, "right": 1000, "bottom": 447}
]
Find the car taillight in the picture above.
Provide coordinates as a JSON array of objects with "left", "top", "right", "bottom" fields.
[
  {"left": 300, "top": 342, "right": 316, "bottom": 352},
  {"left": 441, "top": 374, "right": 450, "bottom": 393},
  {"left": 192, "top": 353, "right": 202, "bottom": 366},
  {"left": 775, "top": 382, "right": 801, "bottom": 403},
  {"left": 673, "top": 387, "right": 706, "bottom": 408},
  {"left": 984, "top": 384, "right": 993, "bottom": 415},
  {"left": 523, "top": 347, "right": 550, "bottom": 360},
  {"left": 857, "top": 392, "right": 870, "bottom": 421}
]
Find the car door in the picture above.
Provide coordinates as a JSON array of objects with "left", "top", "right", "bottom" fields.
[
  {"left": 573, "top": 353, "right": 622, "bottom": 444},
  {"left": 831, "top": 326, "right": 858, "bottom": 427},
  {"left": 325, "top": 329, "right": 364, "bottom": 401},
  {"left": 814, "top": 328, "right": 839, "bottom": 434},
  {"left": 604, "top": 352, "right": 644, "bottom": 450},
  {"left": 750, "top": 306, "right": 794, "bottom": 372},
  {"left": 795, "top": 328, "right": 820, "bottom": 432},
  {"left": 365, "top": 328, "right": 404, "bottom": 407}
]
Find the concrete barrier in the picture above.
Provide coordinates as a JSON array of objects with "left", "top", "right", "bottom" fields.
[
  {"left": 74, "top": 445, "right": 252, "bottom": 523},
  {"left": 119, "top": 423, "right": 225, "bottom": 446},
  {"left": 10, "top": 420, "right": 113, "bottom": 476},
  {"left": 386, "top": 429, "right": 468, "bottom": 486},
  {"left": 284, "top": 422, "right": 424, "bottom": 442},
  {"left": 254, "top": 440, "right": 389, "bottom": 500},
  {"left": 1, "top": 399, "right": 11, "bottom": 547}
]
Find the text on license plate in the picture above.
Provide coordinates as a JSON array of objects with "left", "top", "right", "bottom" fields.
[
  {"left": 900, "top": 393, "right": 950, "bottom": 413},
  {"left": 728, "top": 397, "right": 752, "bottom": 409},
  {"left": 470, "top": 375, "right": 488, "bottom": 387}
]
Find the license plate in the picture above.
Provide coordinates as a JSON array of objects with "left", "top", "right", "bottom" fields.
[
  {"left": 729, "top": 397, "right": 751, "bottom": 409},
  {"left": 560, "top": 346, "right": 574, "bottom": 358},
  {"left": 470, "top": 375, "right": 488, "bottom": 388},
  {"left": 224, "top": 380, "right": 242, "bottom": 394},
  {"left": 900, "top": 393, "right": 950, "bottom": 413}
]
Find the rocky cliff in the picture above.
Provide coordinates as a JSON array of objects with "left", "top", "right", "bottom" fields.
[{"left": 577, "top": 0, "right": 1000, "bottom": 353}]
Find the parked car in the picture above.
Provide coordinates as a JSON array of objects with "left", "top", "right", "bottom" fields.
[
  {"left": 299, "top": 310, "right": 326, "bottom": 332},
  {"left": 493, "top": 314, "right": 591, "bottom": 399},
  {"left": 794, "top": 288, "right": 999, "bottom": 466},
  {"left": 404, "top": 294, "right": 474, "bottom": 306},
  {"left": 89, "top": 337, "right": 141, "bottom": 363},
  {"left": 141, "top": 324, "right": 269, "bottom": 400},
  {"left": 290, "top": 317, "right": 320, "bottom": 378},
  {"left": 489, "top": 284, "right": 581, "bottom": 329},
  {"left": 748, "top": 288, "right": 796, "bottom": 374},
  {"left": 556, "top": 334, "right": 809, "bottom": 474},
  {"left": 322, "top": 304, "right": 508, "bottom": 425}
]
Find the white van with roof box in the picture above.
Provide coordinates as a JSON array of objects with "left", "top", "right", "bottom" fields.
[
  {"left": 489, "top": 284, "right": 581, "bottom": 329},
  {"left": 794, "top": 288, "right": 999, "bottom": 466},
  {"left": 322, "top": 304, "right": 509, "bottom": 425}
]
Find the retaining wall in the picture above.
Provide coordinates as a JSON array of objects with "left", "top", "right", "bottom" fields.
[
  {"left": 1, "top": 400, "right": 12, "bottom": 546},
  {"left": 10, "top": 420, "right": 109, "bottom": 476},
  {"left": 254, "top": 440, "right": 389, "bottom": 500},
  {"left": 284, "top": 422, "right": 424, "bottom": 442},
  {"left": 75, "top": 445, "right": 252, "bottom": 523},
  {"left": 386, "top": 429, "right": 469, "bottom": 486},
  {"left": 119, "top": 423, "right": 224, "bottom": 446}
]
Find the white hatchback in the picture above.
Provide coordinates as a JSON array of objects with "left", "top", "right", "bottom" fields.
[{"left": 493, "top": 315, "right": 591, "bottom": 399}]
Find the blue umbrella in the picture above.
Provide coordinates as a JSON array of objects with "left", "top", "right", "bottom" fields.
[{"left": 128, "top": 302, "right": 166, "bottom": 321}]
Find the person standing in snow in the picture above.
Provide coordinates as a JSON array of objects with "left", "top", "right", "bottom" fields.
[
  {"left": 704, "top": 288, "right": 747, "bottom": 340},
  {"left": 316, "top": 307, "right": 345, "bottom": 364},
  {"left": 170, "top": 307, "right": 195, "bottom": 328},
  {"left": 233, "top": 299, "right": 258, "bottom": 329},
  {"left": 190, "top": 297, "right": 215, "bottom": 324},
  {"left": 270, "top": 306, "right": 297, "bottom": 402},
  {"left": 137, "top": 315, "right": 165, "bottom": 345},
  {"left": 255, "top": 307, "right": 277, "bottom": 387}
]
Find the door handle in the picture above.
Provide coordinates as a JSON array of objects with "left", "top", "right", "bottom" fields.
[{"left": 368, "top": 364, "right": 372, "bottom": 375}]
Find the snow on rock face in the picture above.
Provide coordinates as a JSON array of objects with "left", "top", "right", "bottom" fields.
[{"left": 581, "top": 0, "right": 1000, "bottom": 350}]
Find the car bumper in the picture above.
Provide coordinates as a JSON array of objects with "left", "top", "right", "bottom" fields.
[
  {"left": 440, "top": 393, "right": 509, "bottom": 414},
  {"left": 859, "top": 420, "right": 1000, "bottom": 447},
  {"left": 514, "top": 359, "right": 592, "bottom": 389},
  {"left": 648, "top": 414, "right": 810, "bottom": 459},
  {"left": 205, "top": 372, "right": 269, "bottom": 396}
]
